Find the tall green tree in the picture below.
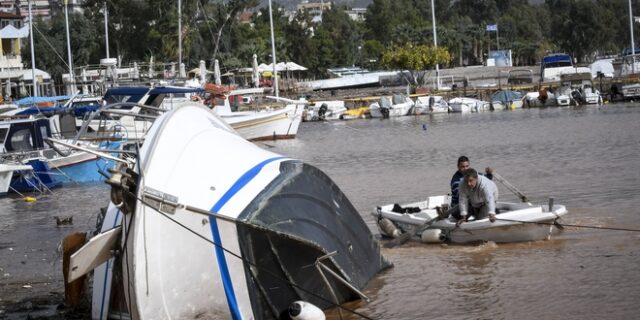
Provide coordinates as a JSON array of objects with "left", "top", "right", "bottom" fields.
[{"left": 381, "top": 43, "right": 451, "bottom": 85}]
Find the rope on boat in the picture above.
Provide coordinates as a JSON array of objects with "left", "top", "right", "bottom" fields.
[
  {"left": 121, "top": 188, "right": 375, "bottom": 320},
  {"left": 496, "top": 218, "right": 640, "bottom": 232}
]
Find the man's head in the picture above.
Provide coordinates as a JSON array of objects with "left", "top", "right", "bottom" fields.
[
  {"left": 457, "top": 156, "right": 470, "bottom": 173},
  {"left": 463, "top": 168, "right": 479, "bottom": 189}
]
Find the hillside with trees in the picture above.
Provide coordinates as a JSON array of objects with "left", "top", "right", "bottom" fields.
[{"left": 23, "top": 0, "right": 639, "bottom": 84}]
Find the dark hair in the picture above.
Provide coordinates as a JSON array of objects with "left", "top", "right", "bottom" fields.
[
  {"left": 463, "top": 168, "right": 478, "bottom": 180},
  {"left": 457, "top": 156, "right": 469, "bottom": 165}
]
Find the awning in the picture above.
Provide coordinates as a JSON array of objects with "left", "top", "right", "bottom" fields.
[{"left": 0, "top": 25, "right": 29, "bottom": 39}]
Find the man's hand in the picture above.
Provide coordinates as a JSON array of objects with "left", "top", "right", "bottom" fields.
[
  {"left": 489, "top": 213, "right": 496, "bottom": 223},
  {"left": 456, "top": 218, "right": 465, "bottom": 227}
]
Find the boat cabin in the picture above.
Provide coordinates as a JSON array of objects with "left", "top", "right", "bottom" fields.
[{"left": 540, "top": 53, "right": 574, "bottom": 82}]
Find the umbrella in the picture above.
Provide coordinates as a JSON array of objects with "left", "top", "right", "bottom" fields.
[
  {"left": 199, "top": 60, "right": 207, "bottom": 84},
  {"left": 214, "top": 59, "right": 221, "bottom": 85},
  {"left": 132, "top": 62, "right": 140, "bottom": 79},
  {"left": 252, "top": 54, "right": 259, "bottom": 88},
  {"left": 148, "top": 56, "right": 155, "bottom": 79},
  {"left": 19, "top": 81, "right": 26, "bottom": 97},
  {"left": 5, "top": 80, "right": 11, "bottom": 100},
  {"left": 285, "top": 61, "right": 307, "bottom": 71},
  {"left": 179, "top": 62, "right": 186, "bottom": 78}
]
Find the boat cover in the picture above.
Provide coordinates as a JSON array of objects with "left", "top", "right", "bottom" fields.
[{"left": 237, "top": 160, "right": 390, "bottom": 318}]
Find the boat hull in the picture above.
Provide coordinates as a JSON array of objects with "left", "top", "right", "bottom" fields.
[
  {"left": 222, "top": 104, "right": 303, "bottom": 141},
  {"left": 0, "top": 164, "right": 33, "bottom": 195},
  {"left": 119, "top": 104, "right": 387, "bottom": 319}
]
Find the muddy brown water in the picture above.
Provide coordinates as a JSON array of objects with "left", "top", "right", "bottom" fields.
[{"left": 1, "top": 103, "right": 639, "bottom": 319}]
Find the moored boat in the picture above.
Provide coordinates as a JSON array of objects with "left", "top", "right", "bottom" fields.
[
  {"left": 413, "top": 96, "right": 449, "bottom": 114},
  {"left": 448, "top": 97, "right": 490, "bottom": 113},
  {"left": 373, "top": 195, "right": 568, "bottom": 244},
  {"left": 369, "top": 94, "right": 414, "bottom": 118}
]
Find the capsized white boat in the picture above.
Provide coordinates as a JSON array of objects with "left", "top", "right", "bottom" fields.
[
  {"left": 373, "top": 195, "right": 568, "bottom": 244},
  {"left": 73, "top": 104, "right": 389, "bottom": 319}
]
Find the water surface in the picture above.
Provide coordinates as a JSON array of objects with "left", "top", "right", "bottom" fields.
[{"left": 1, "top": 103, "right": 639, "bottom": 319}]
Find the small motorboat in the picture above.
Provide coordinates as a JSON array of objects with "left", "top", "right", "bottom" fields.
[
  {"left": 448, "top": 97, "right": 490, "bottom": 113},
  {"left": 373, "top": 195, "right": 568, "bottom": 244},
  {"left": 369, "top": 94, "right": 414, "bottom": 118},
  {"left": 304, "top": 100, "right": 347, "bottom": 121},
  {"left": 413, "top": 96, "right": 449, "bottom": 114}
]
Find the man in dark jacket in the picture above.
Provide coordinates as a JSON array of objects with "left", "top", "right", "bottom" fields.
[{"left": 441, "top": 156, "right": 493, "bottom": 219}]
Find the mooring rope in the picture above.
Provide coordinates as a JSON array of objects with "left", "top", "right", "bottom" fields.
[{"left": 497, "top": 218, "right": 640, "bottom": 232}]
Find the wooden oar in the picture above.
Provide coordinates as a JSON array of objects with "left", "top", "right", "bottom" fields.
[
  {"left": 491, "top": 172, "right": 531, "bottom": 204},
  {"left": 384, "top": 216, "right": 439, "bottom": 248},
  {"left": 492, "top": 172, "right": 564, "bottom": 230}
]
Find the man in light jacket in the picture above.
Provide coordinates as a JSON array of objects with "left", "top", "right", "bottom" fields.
[{"left": 456, "top": 168, "right": 499, "bottom": 226}]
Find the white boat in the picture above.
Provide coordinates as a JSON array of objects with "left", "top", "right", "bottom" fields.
[
  {"left": 540, "top": 53, "right": 576, "bottom": 82},
  {"left": 413, "top": 96, "right": 449, "bottom": 114},
  {"left": 448, "top": 97, "right": 490, "bottom": 113},
  {"left": 369, "top": 94, "right": 414, "bottom": 118},
  {"left": 373, "top": 195, "right": 568, "bottom": 244},
  {"left": 303, "top": 100, "right": 347, "bottom": 121},
  {"left": 490, "top": 90, "right": 524, "bottom": 110},
  {"left": 524, "top": 89, "right": 558, "bottom": 108},
  {"left": 213, "top": 89, "right": 305, "bottom": 141},
  {"left": 0, "top": 163, "right": 33, "bottom": 195},
  {"left": 72, "top": 104, "right": 388, "bottom": 319}
]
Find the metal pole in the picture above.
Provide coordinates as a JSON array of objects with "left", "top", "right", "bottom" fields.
[
  {"left": 496, "top": 23, "right": 500, "bottom": 50},
  {"left": 431, "top": 0, "right": 439, "bottom": 91},
  {"left": 629, "top": 0, "right": 636, "bottom": 74},
  {"left": 104, "top": 1, "right": 109, "bottom": 59},
  {"left": 268, "top": 0, "right": 279, "bottom": 97},
  {"left": 28, "top": 0, "right": 37, "bottom": 97},
  {"left": 178, "top": 0, "right": 182, "bottom": 69},
  {"left": 64, "top": 0, "right": 74, "bottom": 94}
]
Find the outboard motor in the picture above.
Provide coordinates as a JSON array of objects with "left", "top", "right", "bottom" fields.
[
  {"left": 380, "top": 107, "right": 390, "bottom": 118},
  {"left": 571, "top": 89, "right": 583, "bottom": 106},
  {"left": 317, "top": 103, "right": 328, "bottom": 120}
]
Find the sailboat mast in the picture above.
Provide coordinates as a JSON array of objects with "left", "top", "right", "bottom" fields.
[
  {"left": 629, "top": 0, "right": 636, "bottom": 74},
  {"left": 104, "top": 1, "right": 109, "bottom": 58},
  {"left": 64, "top": 0, "right": 75, "bottom": 94},
  {"left": 178, "top": 0, "right": 182, "bottom": 71},
  {"left": 28, "top": 0, "right": 37, "bottom": 97},
  {"left": 268, "top": 0, "right": 278, "bottom": 97},
  {"left": 431, "top": 0, "right": 439, "bottom": 90}
]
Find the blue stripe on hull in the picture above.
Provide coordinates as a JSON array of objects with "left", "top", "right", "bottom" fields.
[
  {"left": 54, "top": 157, "right": 116, "bottom": 184},
  {"left": 209, "top": 156, "right": 285, "bottom": 320}
]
